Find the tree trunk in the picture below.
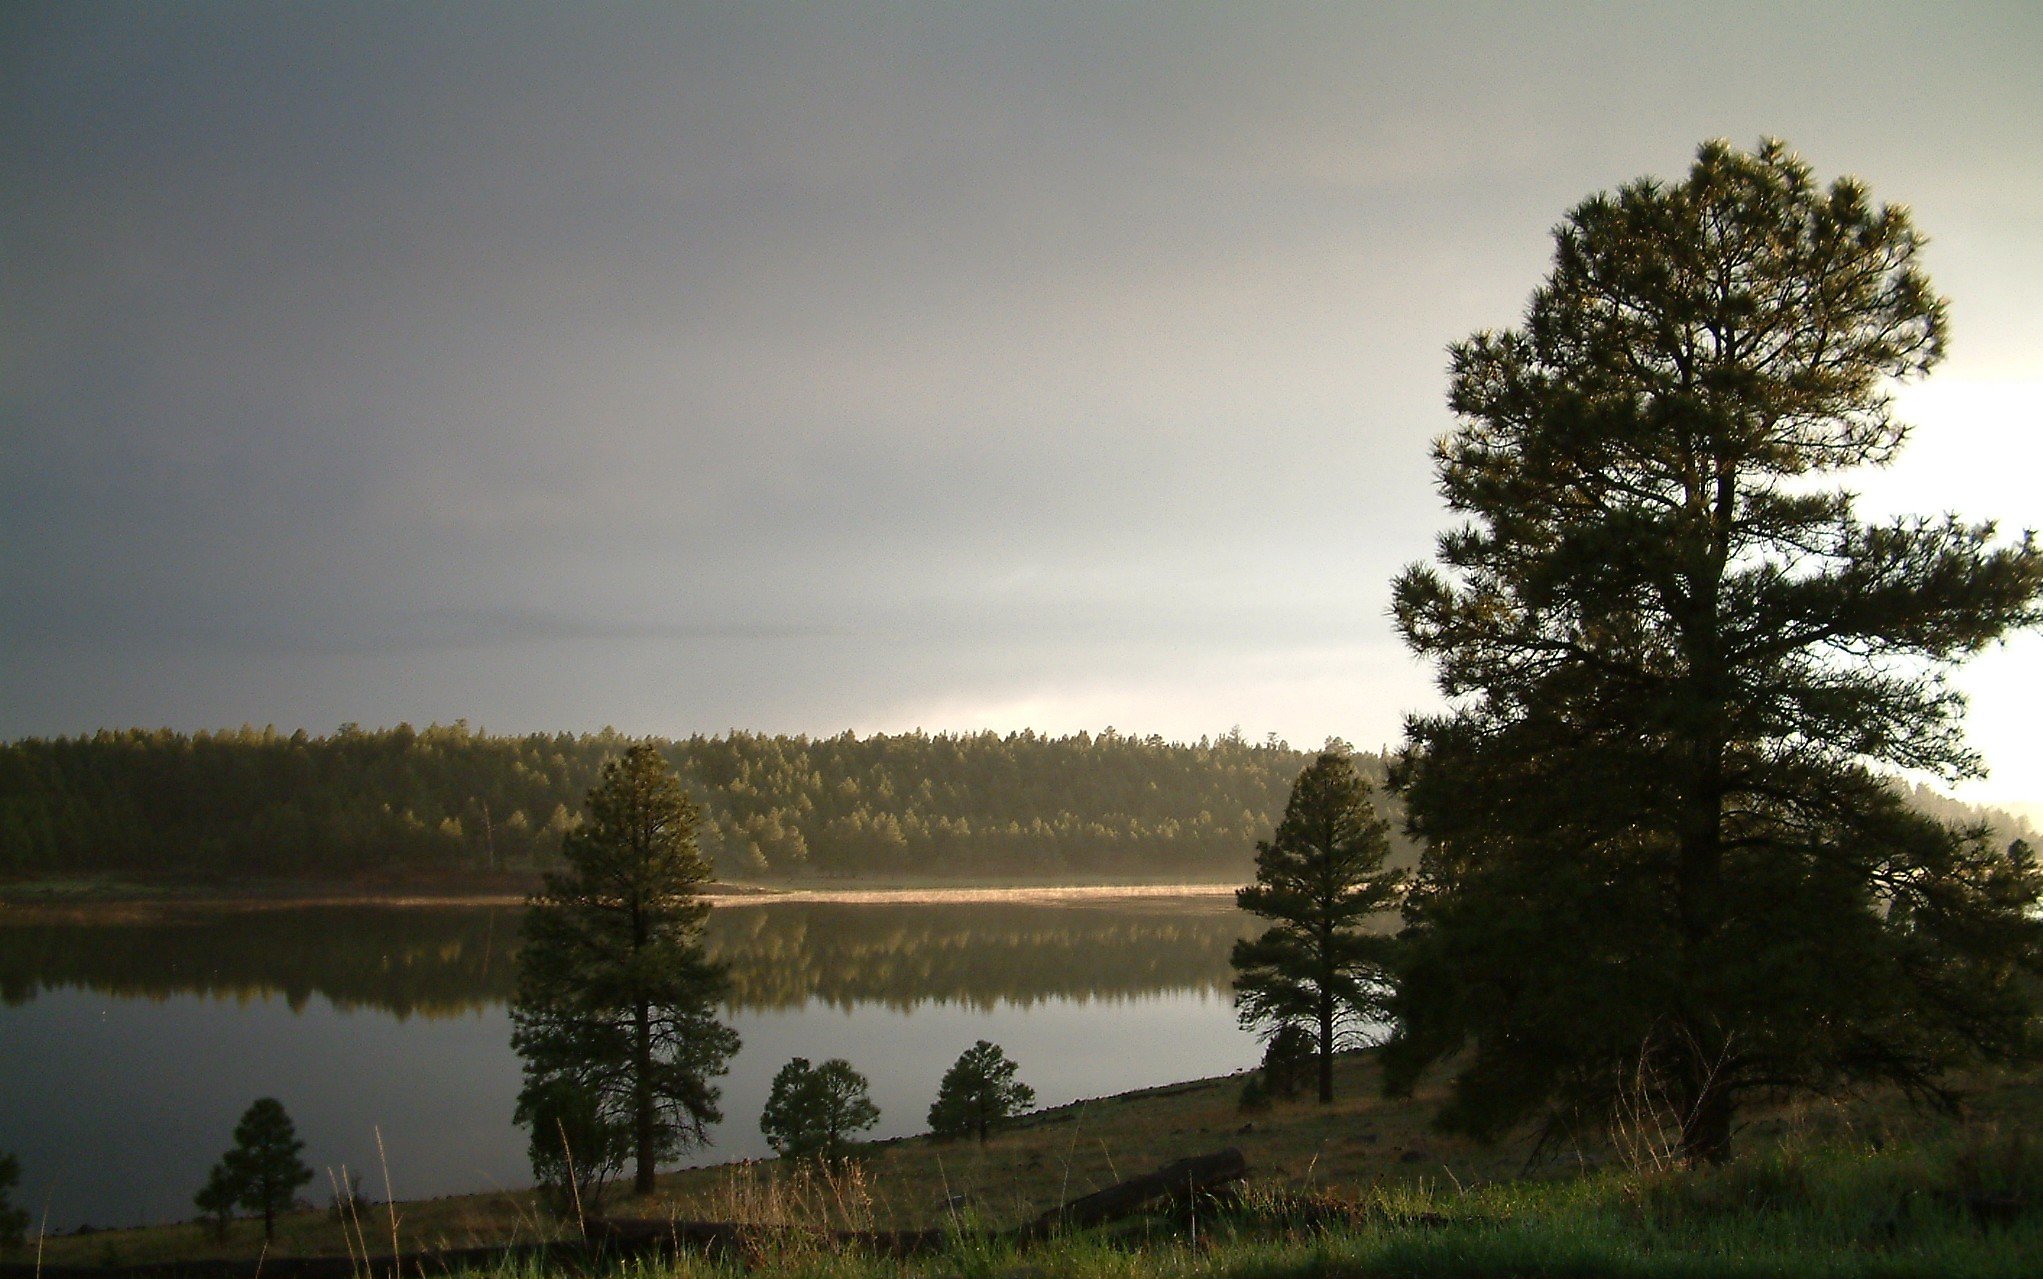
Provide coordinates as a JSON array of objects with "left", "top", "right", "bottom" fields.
[
  {"left": 260, "top": 1169, "right": 277, "bottom": 1241},
  {"left": 1679, "top": 1078, "right": 1734, "bottom": 1166},
  {"left": 1317, "top": 989, "right": 1335, "bottom": 1103},
  {"left": 633, "top": 997, "right": 655, "bottom": 1194}
]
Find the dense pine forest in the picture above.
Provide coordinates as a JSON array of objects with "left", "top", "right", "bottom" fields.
[
  {"left": 0, "top": 724, "right": 1398, "bottom": 884},
  {"left": 3, "top": 724, "right": 2024, "bottom": 890}
]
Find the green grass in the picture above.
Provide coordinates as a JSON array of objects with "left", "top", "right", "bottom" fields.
[
  {"left": 548, "top": 1131, "right": 2043, "bottom": 1279},
  {"left": 15, "top": 1061, "right": 2041, "bottom": 1277},
  {"left": 427, "top": 1135, "right": 2043, "bottom": 1279}
]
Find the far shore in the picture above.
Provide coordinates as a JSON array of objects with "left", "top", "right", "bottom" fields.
[
  {"left": 0, "top": 877, "right": 1243, "bottom": 921},
  {"left": 709, "top": 881, "right": 1239, "bottom": 907}
]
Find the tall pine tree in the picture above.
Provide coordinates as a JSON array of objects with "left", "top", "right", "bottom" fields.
[
  {"left": 511, "top": 745, "right": 740, "bottom": 1197},
  {"left": 1232, "top": 747, "right": 1402, "bottom": 1103},
  {"left": 1388, "top": 139, "right": 2043, "bottom": 1164}
]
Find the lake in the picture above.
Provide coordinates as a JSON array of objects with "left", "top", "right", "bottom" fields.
[{"left": 0, "top": 895, "right": 1260, "bottom": 1230}]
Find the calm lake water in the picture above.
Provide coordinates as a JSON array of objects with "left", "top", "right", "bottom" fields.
[{"left": 0, "top": 897, "right": 1259, "bottom": 1230}]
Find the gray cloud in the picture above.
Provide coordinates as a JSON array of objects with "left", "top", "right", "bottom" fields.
[{"left": 5, "top": 2, "right": 2041, "bottom": 781}]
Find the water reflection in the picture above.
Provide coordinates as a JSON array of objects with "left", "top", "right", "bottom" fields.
[
  {"left": 0, "top": 898, "right": 1258, "bottom": 1230},
  {"left": 0, "top": 906, "right": 518, "bottom": 1018},
  {"left": 0, "top": 899, "right": 1254, "bottom": 1016},
  {"left": 714, "top": 900, "right": 1250, "bottom": 1011}
]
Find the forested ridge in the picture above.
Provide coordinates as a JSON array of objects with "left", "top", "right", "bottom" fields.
[{"left": 0, "top": 724, "right": 1395, "bottom": 884}]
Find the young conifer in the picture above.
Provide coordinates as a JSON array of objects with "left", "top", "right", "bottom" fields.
[
  {"left": 928, "top": 1041, "right": 1035, "bottom": 1142},
  {"left": 1232, "top": 747, "right": 1402, "bottom": 1103}
]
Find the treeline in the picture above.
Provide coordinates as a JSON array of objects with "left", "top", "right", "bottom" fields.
[
  {"left": 0, "top": 723, "right": 599, "bottom": 882},
  {"left": 0, "top": 723, "right": 1383, "bottom": 883},
  {"left": 5, "top": 724, "right": 2021, "bottom": 887}
]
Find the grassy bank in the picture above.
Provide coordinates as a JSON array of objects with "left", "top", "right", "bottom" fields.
[{"left": 18, "top": 1054, "right": 2040, "bottom": 1276}]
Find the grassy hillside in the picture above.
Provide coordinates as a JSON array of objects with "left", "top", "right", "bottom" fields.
[{"left": 21, "top": 1053, "right": 2041, "bottom": 1277}]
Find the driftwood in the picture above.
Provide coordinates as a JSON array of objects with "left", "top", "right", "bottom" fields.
[{"left": 2, "top": 1148, "right": 1248, "bottom": 1278}]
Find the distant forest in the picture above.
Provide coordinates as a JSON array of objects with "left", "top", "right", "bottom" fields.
[
  {"left": 2, "top": 724, "right": 2026, "bottom": 887},
  {"left": 0, "top": 724, "right": 1390, "bottom": 883}
]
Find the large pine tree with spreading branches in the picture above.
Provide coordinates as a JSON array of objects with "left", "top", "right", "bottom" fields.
[{"left": 1386, "top": 139, "right": 2043, "bottom": 1165}]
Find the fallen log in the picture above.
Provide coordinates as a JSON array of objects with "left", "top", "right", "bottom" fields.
[{"left": 1022, "top": 1147, "right": 1248, "bottom": 1238}]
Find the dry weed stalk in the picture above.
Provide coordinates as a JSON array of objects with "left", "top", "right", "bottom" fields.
[
  {"left": 373, "top": 1127, "right": 402, "bottom": 1275},
  {"left": 689, "top": 1155, "right": 886, "bottom": 1263},
  {"left": 324, "top": 1166, "right": 367, "bottom": 1277},
  {"left": 1610, "top": 1055, "right": 1684, "bottom": 1174},
  {"left": 1608, "top": 1030, "right": 1738, "bottom": 1174}
]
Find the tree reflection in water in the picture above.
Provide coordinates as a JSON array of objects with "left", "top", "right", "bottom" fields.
[{"left": 0, "top": 899, "right": 1255, "bottom": 1016}]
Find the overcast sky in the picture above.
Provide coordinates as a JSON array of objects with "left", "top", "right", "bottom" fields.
[{"left": 4, "top": 2, "right": 2040, "bottom": 806}]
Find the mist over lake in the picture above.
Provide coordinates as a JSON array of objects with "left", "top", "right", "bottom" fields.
[{"left": 0, "top": 896, "right": 1259, "bottom": 1230}]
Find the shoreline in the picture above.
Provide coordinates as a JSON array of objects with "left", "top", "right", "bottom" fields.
[
  {"left": 0, "top": 879, "right": 1243, "bottom": 921},
  {"left": 708, "top": 881, "right": 1239, "bottom": 907},
  {"left": 22, "top": 1053, "right": 2035, "bottom": 1270}
]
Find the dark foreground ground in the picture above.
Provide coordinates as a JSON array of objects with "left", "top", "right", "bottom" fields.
[{"left": 13, "top": 1051, "right": 2042, "bottom": 1279}]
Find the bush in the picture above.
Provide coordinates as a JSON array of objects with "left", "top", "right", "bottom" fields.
[
  {"left": 928, "top": 1041, "right": 1035, "bottom": 1143},
  {"left": 0, "top": 1153, "right": 29, "bottom": 1251},
  {"left": 517, "top": 1077, "right": 629, "bottom": 1221},
  {"left": 1260, "top": 1024, "right": 1315, "bottom": 1101},
  {"left": 1237, "top": 1075, "right": 1272, "bottom": 1113},
  {"left": 761, "top": 1058, "right": 879, "bottom": 1166}
]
